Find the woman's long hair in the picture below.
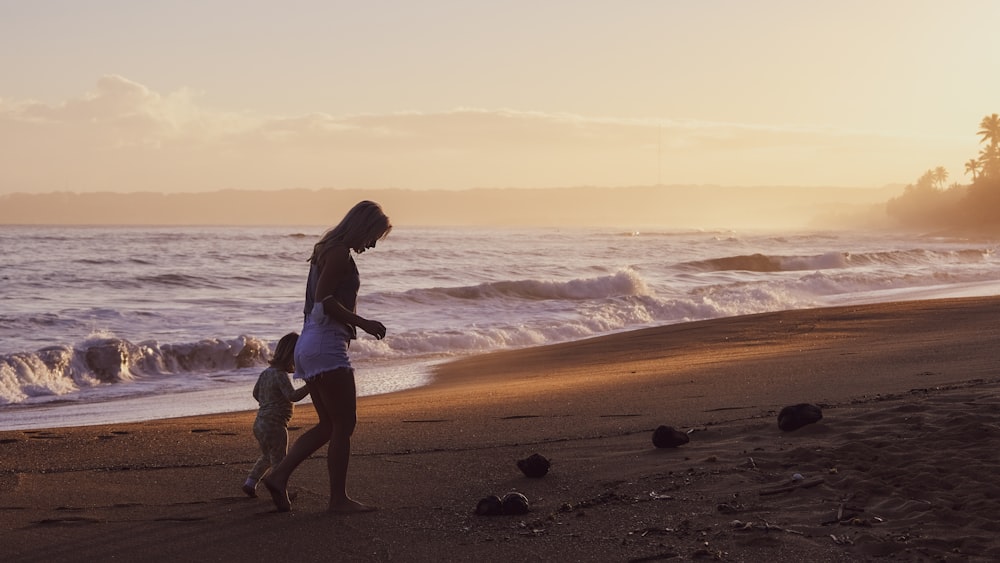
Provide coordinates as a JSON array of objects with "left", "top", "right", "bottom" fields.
[{"left": 309, "top": 200, "right": 392, "bottom": 263}]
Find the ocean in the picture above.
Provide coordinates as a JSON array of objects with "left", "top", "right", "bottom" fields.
[{"left": 1, "top": 225, "right": 998, "bottom": 430}]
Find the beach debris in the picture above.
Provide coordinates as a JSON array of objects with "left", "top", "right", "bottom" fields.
[
  {"left": 517, "top": 453, "right": 550, "bottom": 478},
  {"left": 652, "top": 425, "right": 690, "bottom": 448},
  {"left": 758, "top": 477, "right": 824, "bottom": 495},
  {"left": 716, "top": 503, "right": 741, "bottom": 514},
  {"left": 501, "top": 492, "right": 530, "bottom": 515},
  {"left": 631, "top": 526, "right": 675, "bottom": 537},
  {"left": 731, "top": 518, "right": 805, "bottom": 536},
  {"left": 474, "top": 492, "right": 530, "bottom": 516},
  {"left": 777, "top": 403, "right": 823, "bottom": 431},
  {"left": 830, "top": 534, "right": 854, "bottom": 545},
  {"left": 822, "top": 502, "right": 877, "bottom": 526},
  {"left": 474, "top": 495, "right": 504, "bottom": 516}
]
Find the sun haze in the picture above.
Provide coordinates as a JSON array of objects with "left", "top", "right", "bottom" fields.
[{"left": 1, "top": 1, "right": 998, "bottom": 200}]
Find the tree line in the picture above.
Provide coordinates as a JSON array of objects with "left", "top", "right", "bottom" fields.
[{"left": 887, "top": 113, "right": 1000, "bottom": 233}]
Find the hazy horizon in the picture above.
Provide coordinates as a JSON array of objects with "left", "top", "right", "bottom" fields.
[
  {"left": 0, "top": 184, "right": 902, "bottom": 230},
  {"left": 2, "top": 1, "right": 998, "bottom": 226}
]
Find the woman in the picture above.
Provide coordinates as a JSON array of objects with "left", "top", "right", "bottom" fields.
[{"left": 263, "top": 200, "right": 391, "bottom": 513}]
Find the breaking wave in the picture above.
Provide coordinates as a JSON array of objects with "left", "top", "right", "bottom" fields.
[{"left": 0, "top": 335, "right": 270, "bottom": 405}]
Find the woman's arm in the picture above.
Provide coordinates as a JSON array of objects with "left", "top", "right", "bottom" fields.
[
  {"left": 278, "top": 372, "right": 310, "bottom": 402},
  {"left": 314, "top": 245, "right": 386, "bottom": 340}
]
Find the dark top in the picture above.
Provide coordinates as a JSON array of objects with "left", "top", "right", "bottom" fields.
[{"left": 302, "top": 249, "right": 360, "bottom": 339}]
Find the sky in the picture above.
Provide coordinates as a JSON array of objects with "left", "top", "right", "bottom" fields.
[{"left": 2, "top": 0, "right": 999, "bottom": 195}]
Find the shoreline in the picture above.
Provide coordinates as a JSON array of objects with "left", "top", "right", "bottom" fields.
[
  {"left": 3, "top": 296, "right": 1000, "bottom": 561},
  {"left": 0, "top": 359, "right": 437, "bottom": 432},
  {"left": 7, "top": 280, "right": 1000, "bottom": 431}
]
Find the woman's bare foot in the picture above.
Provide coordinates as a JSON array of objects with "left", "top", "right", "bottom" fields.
[
  {"left": 327, "top": 498, "right": 377, "bottom": 514},
  {"left": 262, "top": 477, "right": 291, "bottom": 512}
]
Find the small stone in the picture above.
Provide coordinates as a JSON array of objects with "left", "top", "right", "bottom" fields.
[
  {"left": 501, "top": 492, "right": 530, "bottom": 515},
  {"left": 777, "top": 403, "right": 823, "bottom": 431},
  {"left": 517, "top": 453, "right": 550, "bottom": 478},
  {"left": 475, "top": 495, "right": 503, "bottom": 516},
  {"left": 652, "top": 425, "right": 690, "bottom": 448}
]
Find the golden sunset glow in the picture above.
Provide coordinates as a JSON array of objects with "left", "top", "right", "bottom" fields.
[{"left": 2, "top": 1, "right": 999, "bottom": 201}]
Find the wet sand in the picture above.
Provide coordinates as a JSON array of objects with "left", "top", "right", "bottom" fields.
[{"left": 2, "top": 296, "right": 1000, "bottom": 562}]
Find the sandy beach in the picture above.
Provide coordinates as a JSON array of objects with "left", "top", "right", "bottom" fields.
[{"left": 3, "top": 296, "right": 1000, "bottom": 562}]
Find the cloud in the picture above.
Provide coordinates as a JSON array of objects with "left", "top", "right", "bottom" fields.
[{"left": 0, "top": 76, "right": 971, "bottom": 192}]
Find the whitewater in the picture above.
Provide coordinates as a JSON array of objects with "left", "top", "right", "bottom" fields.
[{"left": 1, "top": 225, "right": 998, "bottom": 430}]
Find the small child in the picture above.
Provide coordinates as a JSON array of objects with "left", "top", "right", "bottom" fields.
[{"left": 242, "top": 332, "right": 310, "bottom": 497}]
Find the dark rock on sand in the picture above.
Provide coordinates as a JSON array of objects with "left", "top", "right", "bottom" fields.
[
  {"left": 777, "top": 403, "right": 823, "bottom": 431},
  {"left": 475, "top": 495, "right": 503, "bottom": 516},
  {"left": 501, "top": 492, "right": 530, "bottom": 515},
  {"left": 652, "top": 425, "right": 690, "bottom": 448},
  {"left": 517, "top": 453, "right": 550, "bottom": 478}
]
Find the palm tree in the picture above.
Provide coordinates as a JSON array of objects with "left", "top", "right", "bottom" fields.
[
  {"left": 980, "top": 144, "right": 1000, "bottom": 179},
  {"left": 978, "top": 113, "right": 1000, "bottom": 149},
  {"left": 965, "top": 158, "right": 980, "bottom": 182},
  {"left": 916, "top": 169, "right": 936, "bottom": 191},
  {"left": 977, "top": 114, "right": 1000, "bottom": 180},
  {"left": 933, "top": 166, "right": 948, "bottom": 189}
]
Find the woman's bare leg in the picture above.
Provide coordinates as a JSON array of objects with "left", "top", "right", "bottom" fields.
[{"left": 310, "top": 370, "right": 375, "bottom": 513}]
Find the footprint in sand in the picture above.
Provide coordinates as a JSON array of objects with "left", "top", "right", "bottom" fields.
[
  {"left": 98, "top": 430, "right": 132, "bottom": 440},
  {"left": 402, "top": 419, "right": 451, "bottom": 423},
  {"left": 153, "top": 516, "right": 208, "bottom": 522},
  {"left": 189, "top": 428, "right": 235, "bottom": 436},
  {"left": 34, "top": 517, "right": 101, "bottom": 526},
  {"left": 28, "top": 434, "right": 64, "bottom": 440}
]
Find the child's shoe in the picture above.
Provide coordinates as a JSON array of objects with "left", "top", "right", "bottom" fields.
[{"left": 242, "top": 480, "right": 257, "bottom": 498}]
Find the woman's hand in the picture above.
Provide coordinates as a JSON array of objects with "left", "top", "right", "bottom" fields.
[{"left": 359, "top": 319, "right": 387, "bottom": 340}]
